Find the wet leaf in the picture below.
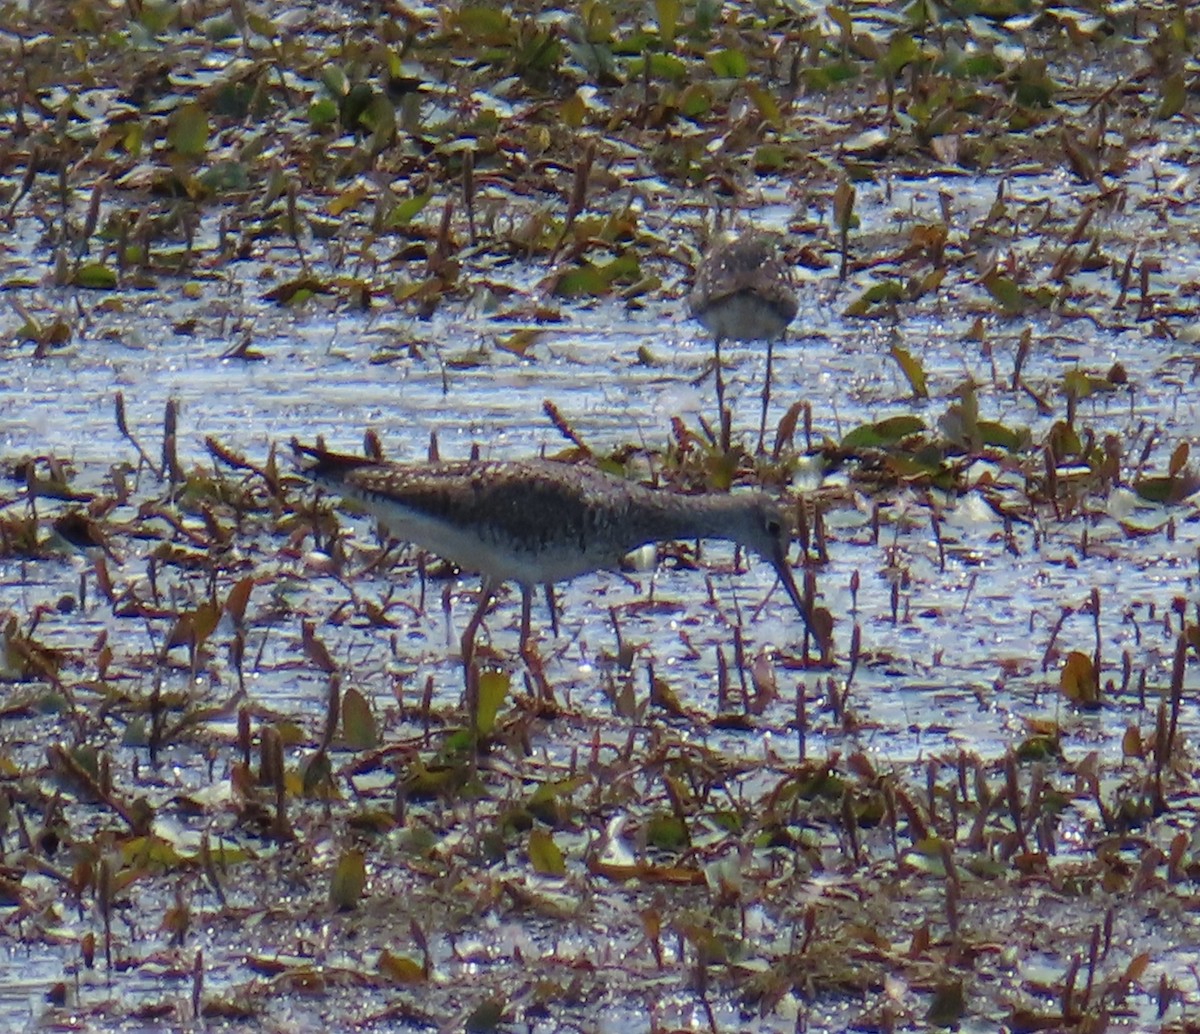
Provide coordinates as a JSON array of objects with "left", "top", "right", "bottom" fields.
[
  {"left": 844, "top": 280, "right": 904, "bottom": 317},
  {"left": 1157, "top": 72, "right": 1185, "bottom": 120},
  {"left": 1059, "top": 651, "right": 1100, "bottom": 708},
  {"left": 630, "top": 53, "right": 687, "bottom": 83},
  {"left": 341, "top": 687, "right": 377, "bottom": 749},
  {"left": 706, "top": 49, "right": 747, "bottom": 78},
  {"left": 224, "top": 577, "right": 253, "bottom": 627},
  {"left": 495, "top": 329, "right": 543, "bottom": 357},
  {"left": 15, "top": 314, "right": 71, "bottom": 347},
  {"left": 976, "top": 420, "right": 1024, "bottom": 451},
  {"left": 528, "top": 828, "right": 566, "bottom": 876},
  {"left": 329, "top": 849, "right": 366, "bottom": 911},
  {"left": 1122, "top": 725, "right": 1144, "bottom": 759},
  {"left": 329, "top": 182, "right": 369, "bottom": 217},
  {"left": 1169, "top": 441, "right": 1189, "bottom": 477},
  {"left": 746, "top": 83, "right": 781, "bottom": 127},
  {"left": 302, "top": 750, "right": 334, "bottom": 796},
  {"left": 560, "top": 92, "right": 587, "bottom": 126},
  {"left": 926, "top": 977, "right": 965, "bottom": 1027},
  {"left": 841, "top": 415, "right": 926, "bottom": 448},
  {"left": 454, "top": 6, "right": 513, "bottom": 44},
  {"left": 465, "top": 997, "right": 506, "bottom": 1032},
  {"left": 263, "top": 277, "right": 336, "bottom": 305},
  {"left": 889, "top": 344, "right": 928, "bottom": 398},
  {"left": 378, "top": 950, "right": 425, "bottom": 984},
  {"left": 309, "top": 97, "right": 338, "bottom": 127},
  {"left": 167, "top": 103, "right": 210, "bottom": 158},
  {"left": 646, "top": 814, "right": 688, "bottom": 851},
  {"left": 73, "top": 263, "right": 118, "bottom": 290},
  {"left": 383, "top": 192, "right": 434, "bottom": 230},
  {"left": 879, "top": 33, "right": 922, "bottom": 78},
  {"left": 321, "top": 66, "right": 349, "bottom": 99},
  {"left": 1062, "top": 368, "right": 1116, "bottom": 399},
  {"left": 552, "top": 254, "right": 640, "bottom": 298},
  {"left": 1015, "top": 734, "right": 1061, "bottom": 761},
  {"left": 1132, "top": 477, "right": 1174, "bottom": 504},
  {"left": 679, "top": 83, "right": 713, "bottom": 118},
  {"left": 476, "top": 668, "right": 510, "bottom": 735},
  {"left": 982, "top": 273, "right": 1024, "bottom": 315},
  {"left": 654, "top": 0, "right": 678, "bottom": 45}
]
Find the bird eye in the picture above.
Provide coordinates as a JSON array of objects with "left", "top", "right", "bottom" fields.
[{"left": 766, "top": 518, "right": 781, "bottom": 536}]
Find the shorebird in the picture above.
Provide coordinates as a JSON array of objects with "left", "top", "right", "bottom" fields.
[
  {"left": 688, "top": 231, "right": 798, "bottom": 453},
  {"left": 292, "top": 442, "right": 820, "bottom": 718}
]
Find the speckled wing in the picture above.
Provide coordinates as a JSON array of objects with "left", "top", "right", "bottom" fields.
[{"left": 688, "top": 233, "right": 799, "bottom": 341}]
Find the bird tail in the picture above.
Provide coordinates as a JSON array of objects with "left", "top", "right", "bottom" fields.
[{"left": 291, "top": 439, "right": 379, "bottom": 485}]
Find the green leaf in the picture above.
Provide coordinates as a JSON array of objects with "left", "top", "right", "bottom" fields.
[
  {"left": 1015, "top": 734, "right": 1062, "bottom": 761},
  {"left": 752, "top": 145, "right": 787, "bottom": 172},
  {"left": 528, "top": 775, "right": 588, "bottom": 808},
  {"left": 982, "top": 272, "right": 1024, "bottom": 315},
  {"left": 167, "top": 102, "right": 210, "bottom": 158},
  {"left": 73, "top": 263, "right": 118, "bottom": 290},
  {"left": 646, "top": 814, "right": 688, "bottom": 850},
  {"left": 465, "top": 997, "right": 506, "bottom": 1033},
  {"left": 844, "top": 280, "right": 904, "bottom": 317},
  {"left": 628, "top": 52, "right": 688, "bottom": 82},
  {"left": 746, "top": 83, "right": 781, "bottom": 127},
  {"left": 476, "top": 668, "right": 510, "bottom": 735},
  {"left": 201, "top": 14, "right": 239, "bottom": 40},
  {"left": 879, "top": 33, "right": 922, "bottom": 78},
  {"left": 654, "top": 0, "right": 679, "bottom": 45},
  {"left": 454, "top": 6, "right": 513, "bottom": 44},
  {"left": 302, "top": 750, "right": 333, "bottom": 796},
  {"left": 889, "top": 344, "right": 928, "bottom": 398},
  {"left": 528, "top": 828, "right": 566, "bottom": 876},
  {"left": 309, "top": 97, "right": 338, "bottom": 127},
  {"left": 387, "top": 191, "right": 435, "bottom": 227},
  {"left": 706, "top": 49, "right": 748, "bottom": 78},
  {"left": 321, "top": 67, "right": 349, "bottom": 99},
  {"left": 341, "top": 686, "right": 377, "bottom": 749},
  {"left": 1062, "top": 369, "right": 1095, "bottom": 399},
  {"left": 360, "top": 94, "right": 397, "bottom": 143},
  {"left": 1158, "top": 72, "right": 1185, "bottom": 120},
  {"left": 926, "top": 978, "right": 966, "bottom": 1027},
  {"left": 553, "top": 254, "right": 640, "bottom": 298},
  {"left": 1059, "top": 651, "right": 1100, "bottom": 707},
  {"left": 198, "top": 160, "right": 248, "bottom": 193},
  {"left": 1132, "top": 476, "right": 1174, "bottom": 504},
  {"left": 329, "top": 849, "right": 367, "bottom": 910},
  {"left": 679, "top": 83, "right": 713, "bottom": 118},
  {"left": 378, "top": 950, "right": 425, "bottom": 983},
  {"left": 802, "top": 60, "right": 859, "bottom": 90},
  {"left": 955, "top": 53, "right": 1004, "bottom": 78},
  {"left": 841, "top": 415, "right": 926, "bottom": 449},
  {"left": 554, "top": 265, "right": 607, "bottom": 298},
  {"left": 977, "top": 420, "right": 1026, "bottom": 451}
]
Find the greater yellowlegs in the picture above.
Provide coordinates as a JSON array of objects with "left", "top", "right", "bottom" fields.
[
  {"left": 688, "top": 231, "right": 798, "bottom": 453},
  {"left": 293, "top": 442, "right": 819, "bottom": 710}
]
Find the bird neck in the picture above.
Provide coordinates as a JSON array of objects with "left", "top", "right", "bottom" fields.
[{"left": 631, "top": 491, "right": 749, "bottom": 547}]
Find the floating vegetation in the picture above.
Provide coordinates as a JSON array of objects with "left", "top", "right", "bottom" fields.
[{"left": 0, "top": 0, "right": 1198, "bottom": 1030}]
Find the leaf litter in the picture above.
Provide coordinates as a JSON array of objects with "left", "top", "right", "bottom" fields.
[{"left": 1, "top": 0, "right": 1199, "bottom": 1031}]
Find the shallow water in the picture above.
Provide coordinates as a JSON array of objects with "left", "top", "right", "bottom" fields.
[{"left": 3, "top": 91, "right": 1200, "bottom": 1034}]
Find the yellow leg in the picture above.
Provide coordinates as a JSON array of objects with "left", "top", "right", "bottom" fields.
[
  {"left": 757, "top": 335, "right": 778, "bottom": 455},
  {"left": 461, "top": 577, "right": 497, "bottom": 726}
]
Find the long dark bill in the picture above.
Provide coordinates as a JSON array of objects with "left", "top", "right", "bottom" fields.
[{"left": 768, "top": 542, "right": 825, "bottom": 652}]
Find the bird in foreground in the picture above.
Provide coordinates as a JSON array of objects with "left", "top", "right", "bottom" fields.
[
  {"left": 292, "top": 441, "right": 820, "bottom": 718},
  {"left": 688, "top": 231, "right": 798, "bottom": 454}
]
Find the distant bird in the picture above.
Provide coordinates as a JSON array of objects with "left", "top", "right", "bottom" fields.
[
  {"left": 293, "top": 441, "right": 819, "bottom": 720},
  {"left": 688, "top": 231, "right": 798, "bottom": 453}
]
